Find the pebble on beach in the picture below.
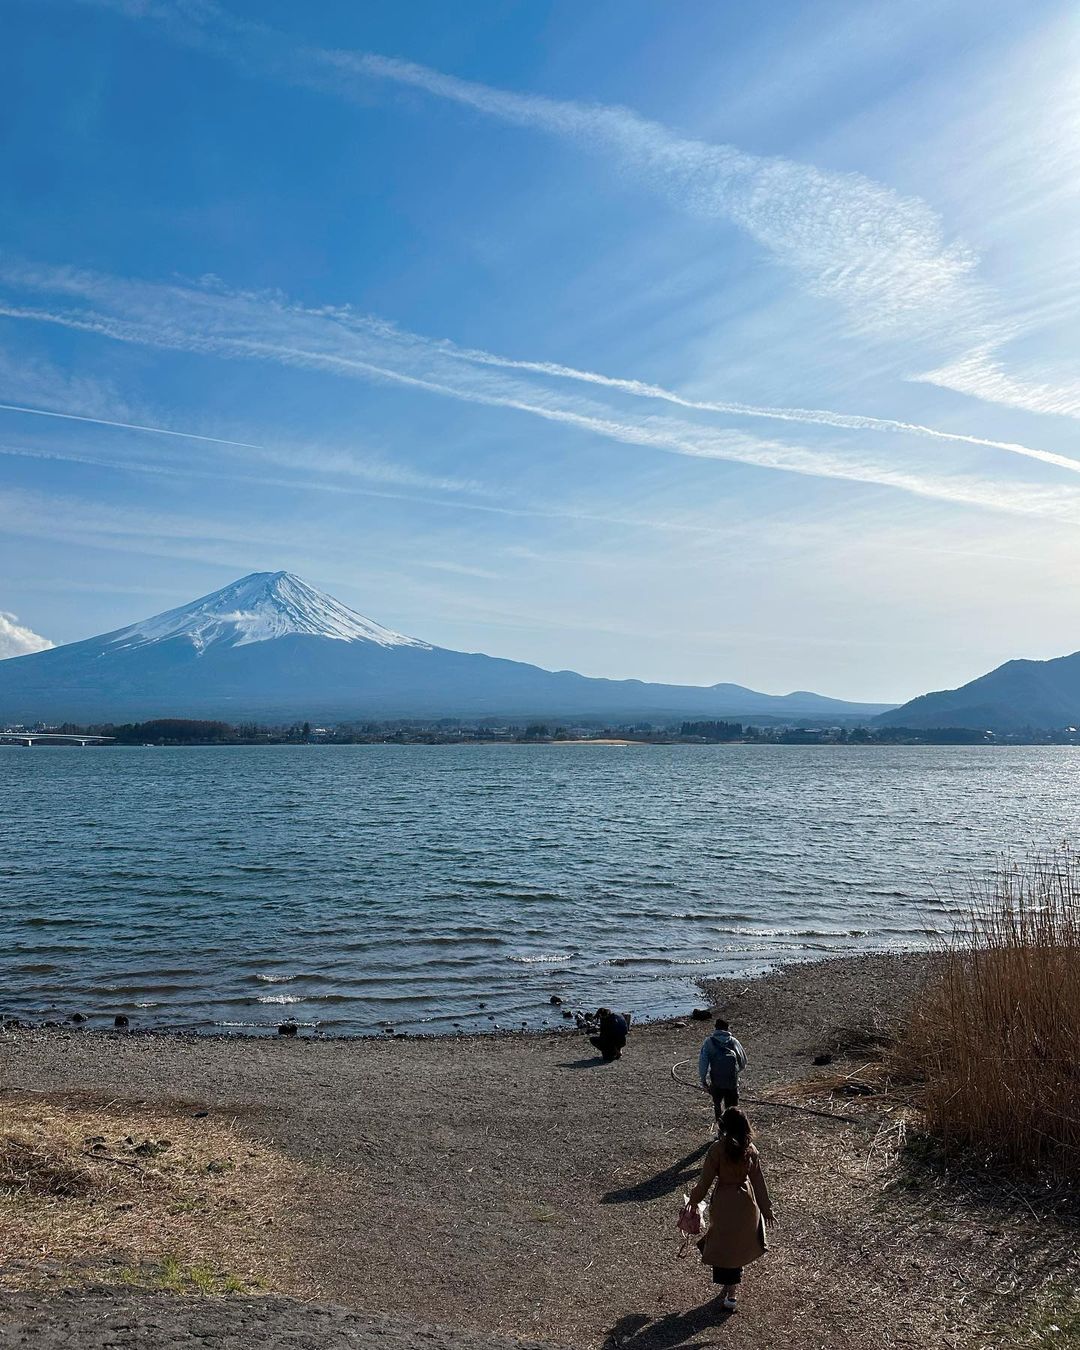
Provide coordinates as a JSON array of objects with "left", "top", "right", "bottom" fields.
[{"left": 113, "top": 1015, "right": 129, "bottom": 1028}]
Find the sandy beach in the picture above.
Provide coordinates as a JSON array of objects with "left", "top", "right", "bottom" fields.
[{"left": 1, "top": 952, "right": 1071, "bottom": 1349}]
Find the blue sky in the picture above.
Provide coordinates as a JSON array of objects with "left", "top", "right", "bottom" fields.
[{"left": 1, "top": 0, "right": 1078, "bottom": 701}]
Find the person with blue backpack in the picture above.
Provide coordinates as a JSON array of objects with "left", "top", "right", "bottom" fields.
[{"left": 698, "top": 1018, "right": 747, "bottom": 1121}]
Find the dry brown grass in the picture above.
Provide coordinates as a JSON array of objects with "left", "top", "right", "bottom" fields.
[
  {"left": 891, "top": 847, "right": 1080, "bottom": 1177},
  {"left": 0, "top": 1092, "right": 317, "bottom": 1297},
  {"left": 1, "top": 1133, "right": 96, "bottom": 1200}
]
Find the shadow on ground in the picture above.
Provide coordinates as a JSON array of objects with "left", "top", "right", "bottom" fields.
[
  {"left": 604, "top": 1300, "right": 733, "bottom": 1350},
  {"left": 602, "top": 1143, "right": 711, "bottom": 1205}
]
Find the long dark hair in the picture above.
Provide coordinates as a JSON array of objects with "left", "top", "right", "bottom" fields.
[{"left": 721, "top": 1107, "right": 752, "bottom": 1161}]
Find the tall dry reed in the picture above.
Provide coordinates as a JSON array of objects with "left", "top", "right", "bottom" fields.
[{"left": 896, "top": 847, "right": 1080, "bottom": 1175}]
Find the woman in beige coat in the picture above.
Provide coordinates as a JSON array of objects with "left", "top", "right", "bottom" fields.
[{"left": 686, "top": 1108, "right": 775, "bottom": 1312}]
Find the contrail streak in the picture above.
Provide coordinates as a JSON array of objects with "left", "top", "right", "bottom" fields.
[
  {"left": 0, "top": 400, "right": 263, "bottom": 449},
  {"left": 440, "top": 348, "right": 1080, "bottom": 476},
  {"left": 4, "top": 294, "right": 1078, "bottom": 526}
]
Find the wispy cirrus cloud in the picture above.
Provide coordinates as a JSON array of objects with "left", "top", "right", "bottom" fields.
[
  {"left": 0, "top": 344, "right": 139, "bottom": 424},
  {"left": 73, "top": 0, "right": 984, "bottom": 343},
  {"left": 66, "top": 1, "right": 1080, "bottom": 423},
  {"left": 419, "top": 560, "right": 501, "bottom": 580},
  {"left": 1, "top": 259, "right": 1079, "bottom": 527},
  {"left": 303, "top": 42, "right": 1080, "bottom": 422},
  {"left": 0, "top": 388, "right": 488, "bottom": 498},
  {"left": 249, "top": 443, "right": 488, "bottom": 497},
  {"left": 0, "top": 338, "right": 487, "bottom": 497},
  {"left": 0, "top": 440, "right": 507, "bottom": 523},
  {"left": 321, "top": 49, "right": 986, "bottom": 341},
  {"left": 914, "top": 347, "right": 1080, "bottom": 421},
  {"left": 0, "top": 443, "right": 785, "bottom": 549},
  {"left": 434, "top": 342, "right": 1080, "bottom": 478}
]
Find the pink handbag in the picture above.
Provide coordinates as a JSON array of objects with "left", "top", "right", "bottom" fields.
[{"left": 676, "top": 1194, "right": 706, "bottom": 1257}]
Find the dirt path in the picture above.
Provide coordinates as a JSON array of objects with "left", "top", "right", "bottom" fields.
[{"left": 1, "top": 954, "right": 1057, "bottom": 1348}]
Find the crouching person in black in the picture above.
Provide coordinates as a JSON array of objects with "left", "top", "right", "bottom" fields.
[{"left": 589, "top": 1006, "right": 630, "bottom": 1061}]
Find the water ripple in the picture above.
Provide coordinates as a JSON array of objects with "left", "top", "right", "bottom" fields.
[{"left": 2, "top": 743, "right": 1077, "bottom": 1033}]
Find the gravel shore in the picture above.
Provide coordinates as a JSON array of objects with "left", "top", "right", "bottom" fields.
[
  {"left": 0, "top": 1293, "right": 567, "bottom": 1350},
  {"left": 1, "top": 951, "right": 1059, "bottom": 1349}
]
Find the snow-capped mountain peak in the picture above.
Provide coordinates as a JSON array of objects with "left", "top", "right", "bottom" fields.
[
  {"left": 0, "top": 571, "right": 896, "bottom": 723},
  {"left": 107, "top": 571, "right": 430, "bottom": 653}
]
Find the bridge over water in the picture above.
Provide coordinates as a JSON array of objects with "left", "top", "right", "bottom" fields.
[{"left": 0, "top": 732, "right": 115, "bottom": 747}]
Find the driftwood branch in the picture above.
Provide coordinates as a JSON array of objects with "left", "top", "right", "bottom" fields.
[{"left": 80, "top": 1150, "right": 143, "bottom": 1170}]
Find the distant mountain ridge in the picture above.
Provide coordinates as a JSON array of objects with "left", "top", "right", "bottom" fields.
[
  {"left": 876, "top": 650, "right": 1080, "bottom": 732},
  {"left": 0, "top": 571, "right": 895, "bottom": 724}
]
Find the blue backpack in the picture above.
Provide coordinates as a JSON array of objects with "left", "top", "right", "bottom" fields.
[{"left": 708, "top": 1036, "right": 740, "bottom": 1088}]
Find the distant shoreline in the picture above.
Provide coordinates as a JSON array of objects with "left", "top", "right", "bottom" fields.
[
  {"left": 2, "top": 738, "right": 1057, "bottom": 749},
  {"left": 8, "top": 713, "right": 1071, "bottom": 748}
]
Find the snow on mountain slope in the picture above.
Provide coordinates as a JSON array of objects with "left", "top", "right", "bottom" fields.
[{"left": 106, "top": 572, "right": 431, "bottom": 654}]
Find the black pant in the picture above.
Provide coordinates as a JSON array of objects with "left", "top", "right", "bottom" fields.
[
  {"left": 590, "top": 1034, "right": 623, "bottom": 1060},
  {"left": 710, "top": 1084, "right": 739, "bottom": 1120},
  {"left": 712, "top": 1266, "right": 742, "bottom": 1285}
]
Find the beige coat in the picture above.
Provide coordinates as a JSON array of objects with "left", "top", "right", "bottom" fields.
[{"left": 689, "top": 1141, "right": 772, "bottom": 1269}]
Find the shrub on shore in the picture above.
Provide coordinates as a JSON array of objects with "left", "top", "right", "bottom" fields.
[{"left": 894, "top": 847, "right": 1080, "bottom": 1176}]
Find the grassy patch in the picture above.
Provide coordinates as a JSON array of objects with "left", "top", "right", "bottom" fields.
[
  {"left": 115, "top": 1255, "right": 250, "bottom": 1296},
  {"left": 0, "top": 1095, "right": 313, "bottom": 1297},
  {"left": 1, "top": 1133, "right": 96, "bottom": 1199},
  {"left": 1018, "top": 1282, "right": 1080, "bottom": 1346}
]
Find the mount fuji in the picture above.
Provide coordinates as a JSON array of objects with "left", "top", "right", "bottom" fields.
[{"left": 0, "top": 572, "right": 893, "bottom": 724}]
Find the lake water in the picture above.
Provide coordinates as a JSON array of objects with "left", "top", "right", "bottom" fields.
[{"left": 1, "top": 744, "right": 1075, "bottom": 1035}]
